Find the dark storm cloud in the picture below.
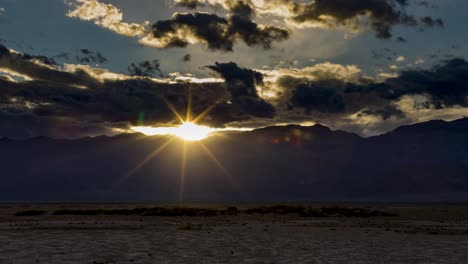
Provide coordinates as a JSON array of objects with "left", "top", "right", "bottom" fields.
[
  {"left": 207, "top": 62, "right": 275, "bottom": 122},
  {"left": 226, "top": 1, "right": 255, "bottom": 18},
  {"left": 1, "top": 78, "right": 166, "bottom": 123},
  {"left": 288, "top": 0, "right": 442, "bottom": 39},
  {"left": 0, "top": 45, "right": 97, "bottom": 86},
  {"left": 174, "top": 0, "right": 443, "bottom": 40},
  {"left": 277, "top": 58, "right": 468, "bottom": 121},
  {"left": 0, "top": 45, "right": 281, "bottom": 137},
  {"left": 0, "top": 73, "right": 231, "bottom": 137},
  {"left": 345, "top": 58, "right": 468, "bottom": 109},
  {"left": 2, "top": 42, "right": 467, "bottom": 138},
  {"left": 207, "top": 61, "right": 263, "bottom": 99},
  {"left": 151, "top": 12, "right": 289, "bottom": 52},
  {"left": 278, "top": 76, "right": 390, "bottom": 119},
  {"left": 290, "top": 82, "right": 345, "bottom": 114},
  {"left": 293, "top": 0, "right": 417, "bottom": 39},
  {"left": 0, "top": 110, "right": 124, "bottom": 139}
]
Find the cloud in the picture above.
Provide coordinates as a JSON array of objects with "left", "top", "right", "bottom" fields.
[
  {"left": 420, "top": 16, "right": 444, "bottom": 28},
  {"left": 76, "top": 49, "right": 108, "bottom": 64},
  {"left": 0, "top": 76, "right": 227, "bottom": 138},
  {"left": 267, "top": 58, "right": 468, "bottom": 116},
  {"left": 66, "top": 0, "right": 287, "bottom": 51},
  {"left": 286, "top": 0, "right": 419, "bottom": 39},
  {"left": 183, "top": 54, "right": 192, "bottom": 62},
  {"left": 52, "top": 49, "right": 108, "bottom": 65},
  {"left": 256, "top": 62, "right": 362, "bottom": 102},
  {"left": 175, "top": 0, "right": 205, "bottom": 9},
  {"left": 175, "top": 0, "right": 444, "bottom": 39},
  {"left": 0, "top": 45, "right": 97, "bottom": 86},
  {"left": 290, "top": 81, "right": 346, "bottom": 114},
  {"left": 260, "top": 62, "right": 362, "bottom": 83},
  {"left": 227, "top": 1, "right": 256, "bottom": 18},
  {"left": 4, "top": 43, "right": 468, "bottom": 126},
  {"left": 346, "top": 58, "right": 468, "bottom": 109},
  {"left": 149, "top": 12, "right": 289, "bottom": 51},
  {"left": 360, "top": 106, "right": 405, "bottom": 120},
  {"left": 207, "top": 61, "right": 263, "bottom": 99},
  {"left": 65, "top": 0, "right": 443, "bottom": 54},
  {"left": 66, "top": 0, "right": 148, "bottom": 37},
  {"left": 0, "top": 45, "right": 282, "bottom": 138},
  {"left": 0, "top": 111, "right": 125, "bottom": 139},
  {"left": 206, "top": 62, "right": 276, "bottom": 123},
  {"left": 250, "top": 57, "right": 468, "bottom": 137},
  {"left": 174, "top": 0, "right": 255, "bottom": 18},
  {"left": 128, "top": 60, "right": 162, "bottom": 78},
  {"left": 2, "top": 35, "right": 468, "bottom": 138}
]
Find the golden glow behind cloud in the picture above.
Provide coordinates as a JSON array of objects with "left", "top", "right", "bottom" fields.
[
  {"left": 132, "top": 123, "right": 252, "bottom": 141},
  {"left": 133, "top": 122, "right": 216, "bottom": 141}
]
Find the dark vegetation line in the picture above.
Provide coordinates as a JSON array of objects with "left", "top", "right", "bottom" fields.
[
  {"left": 14, "top": 210, "right": 48, "bottom": 217},
  {"left": 15, "top": 206, "right": 398, "bottom": 218}
]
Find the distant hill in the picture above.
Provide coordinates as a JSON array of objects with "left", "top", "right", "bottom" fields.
[
  {"left": 369, "top": 118, "right": 468, "bottom": 144},
  {"left": 1, "top": 118, "right": 468, "bottom": 202}
]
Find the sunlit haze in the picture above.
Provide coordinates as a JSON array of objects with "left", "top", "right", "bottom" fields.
[
  {"left": 132, "top": 122, "right": 252, "bottom": 141},
  {"left": 132, "top": 122, "right": 216, "bottom": 141}
]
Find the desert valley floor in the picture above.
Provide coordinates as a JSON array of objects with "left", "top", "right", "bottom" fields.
[{"left": 1, "top": 204, "right": 468, "bottom": 264}]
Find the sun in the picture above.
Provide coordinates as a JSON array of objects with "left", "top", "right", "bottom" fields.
[
  {"left": 131, "top": 122, "right": 216, "bottom": 141},
  {"left": 124, "top": 91, "right": 242, "bottom": 202},
  {"left": 173, "top": 122, "right": 214, "bottom": 141}
]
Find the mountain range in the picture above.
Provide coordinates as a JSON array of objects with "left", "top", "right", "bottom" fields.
[{"left": 1, "top": 118, "right": 468, "bottom": 202}]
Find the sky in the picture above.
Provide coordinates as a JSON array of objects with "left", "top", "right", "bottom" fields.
[{"left": 1, "top": 0, "right": 468, "bottom": 139}]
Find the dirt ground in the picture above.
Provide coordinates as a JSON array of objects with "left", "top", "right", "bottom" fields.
[{"left": 1, "top": 203, "right": 468, "bottom": 264}]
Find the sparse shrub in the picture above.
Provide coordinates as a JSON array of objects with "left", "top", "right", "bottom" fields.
[
  {"left": 319, "top": 207, "right": 398, "bottom": 218},
  {"left": 299, "top": 208, "right": 325, "bottom": 217},
  {"left": 15, "top": 210, "right": 48, "bottom": 217},
  {"left": 143, "top": 207, "right": 218, "bottom": 217},
  {"left": 53, "top": 209, "right": 104, "bottom": 216},
  {"left": 244, "top": 205, "right": 306, "bottom": 215},
  {"left": 225, "top": 206, "right": 240, "bottom": 215},
  {"left": 53, "top": 207, "right": 220, "bottom": 217},
  {"left": 300, "top": 207, "right": 398, "bottom": 218},
  {"left": 49, "top": 205, "right": 397, "bottom": 218}
]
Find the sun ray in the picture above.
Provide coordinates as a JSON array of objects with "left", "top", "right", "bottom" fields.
[
  {"left": 162, "top": 96, "right": 185, "bottom": 123},
  {"left": 125, "top": 89, "right": 244, "bottom": 201},
  {"left": 186, "top": 87, "right": 192, "bottom": 122},
  {"left": 179, "top": 141, "right": 188, "bottom": 202},
  {"left": 197, "top": 141, "right": 241, "bottom": 192},
  {"left": 120, "top": 137, "right": 175, "bottom": 183},
  {"left": 192, "top": 103, "right": 218, "bottom": 124}
]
